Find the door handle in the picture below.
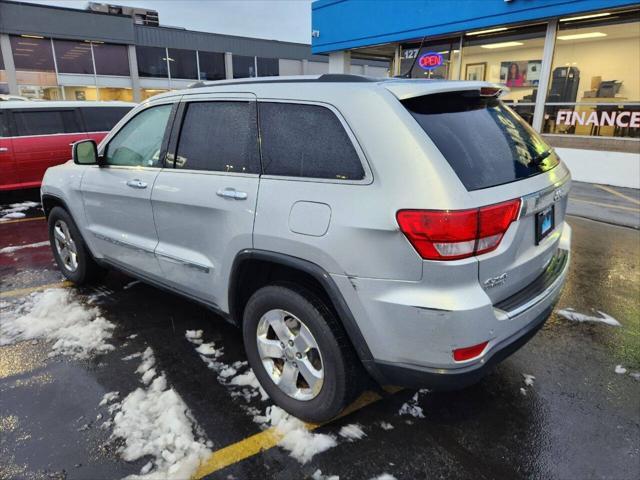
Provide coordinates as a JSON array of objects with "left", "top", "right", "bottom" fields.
[
  {"left": 126, "top": 179, "right": 148, "bottom": 189},
  {"left": 0, "top": 147, "right": 8, "bottom": 152},
  {"left": 216, "top": 188, "right": 247, "bottom": 200}
]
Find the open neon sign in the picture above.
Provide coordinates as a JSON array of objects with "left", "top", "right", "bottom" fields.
[{"left": 418, "top": 51, "right": 443, "bottom": 70}]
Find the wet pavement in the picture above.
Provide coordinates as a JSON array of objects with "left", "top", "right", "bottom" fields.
[{"left": 1, "top": 190, "right": 639, "bottom": 480}]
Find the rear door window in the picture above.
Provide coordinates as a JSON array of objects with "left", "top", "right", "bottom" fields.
[
  {"left": 80, "top": 106, "right": 133, "bottom": 132},
  {"left": 259, "top": 102, "right": 365, "bottom": 180},
  {"left": 13, "top": 109, "right": 80, "bottom": 136},
  {"left": 175, "top": 101, "right": 259, "bottom": 173},
  {"left": 402, "top": 92, "right": 557, "bottom": 191}
]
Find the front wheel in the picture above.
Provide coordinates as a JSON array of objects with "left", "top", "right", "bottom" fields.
[
  {"left": 48, "top": 206, "right": 106, "bottom": 285},
  {"left": 242, "top": 284, "right": 361, "bottom": 423}
]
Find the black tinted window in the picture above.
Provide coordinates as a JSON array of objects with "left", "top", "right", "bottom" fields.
[
  {"left": 259, "top": 103, "right": 364, "bottom": 180},
  {"left": 198, "top": 51, "right": 225, "bottom": 81},
  {"left": 81, "top": 107, "right": 132, "bottom": 132},
  {"left": 13, "top": 110, "right": 80, "bottom": 136},
  {"left": 403, "top": 92, "right": 558, "bottom": 191},
  {"left": 0, "top": 111, "right": 7, "bottom": 137},
  {"left": 175, "top": 101, "right": 259, "bottom": 173}
]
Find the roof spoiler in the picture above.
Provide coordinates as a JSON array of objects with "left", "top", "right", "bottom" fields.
[{"left": 383, "top": 80, "right": 508, "bottom": 101}]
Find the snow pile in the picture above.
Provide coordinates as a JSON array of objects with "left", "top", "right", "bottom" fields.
[
  {"left": 185, "top": 330, "right": 203, "bottom": 344},
  {"left": 0, "top": 289, "right": 115, "bottom": 358},
  {"left": 399, "top": 390, "right": 429, "bottom": 418},
  {"left": 369, "top": 475, "right": 397, "bottom": 480},
  {"left": 253, "top": 405, "right": 337, "bottom": 464},
  {"left": 313, "top": 470, "right": 340, "bottom": 480},
  {"left": 339, "top": 423, "right": 366, "bottom": 441},
  {"left": 0, "top": 241, "right": 50, "bottom": 254},
  {"left": 615, "top": 365, "right": 627, "bottom": 374},
  {"left": 0, "top": 201, "right": 40, "bottom": 221},
  {"left": 556, "top": 308, "right": 621, "bottom": 327},
  {"left": 523, "top": 374, "right": 535, "bottom": 386},
  {"left": 379, "top": 422, "right": 394, "bottom": 430},
  {"left": 107, "top": 347, "right": 211, "bottom": 479}
]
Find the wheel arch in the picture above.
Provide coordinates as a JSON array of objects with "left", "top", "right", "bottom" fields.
[
  {"left": 41, "top": 194, "right": 71, "bottom": 218},
  {"left": 229, "top": 249, "right": 377, "bottom": 375}
]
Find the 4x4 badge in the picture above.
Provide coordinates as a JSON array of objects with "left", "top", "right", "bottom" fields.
[{"left": 484, "top": 273, "right": 508, "bottom": 288}]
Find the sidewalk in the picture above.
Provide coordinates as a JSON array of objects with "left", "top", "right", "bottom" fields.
[{"left": 567, "top": 182, "right": 640, "bottom": 229}]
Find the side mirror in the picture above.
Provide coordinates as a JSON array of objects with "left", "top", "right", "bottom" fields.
[{"left": 73, "top": 140, "right": 99, "bottom": 165}]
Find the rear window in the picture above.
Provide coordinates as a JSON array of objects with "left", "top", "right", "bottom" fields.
[
  {"left": 402, "top": 92, "right": 558, "bottom": 191},
  {"left": 81, "top": 106, "right": 132, "bottom": 132},
  {"left": 13, "top": 110, "right": 80, "bottom": 137}
]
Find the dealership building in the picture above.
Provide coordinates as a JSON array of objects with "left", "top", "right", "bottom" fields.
[
  {"left": 0, "top": 0, "right": 388, "bottom": 102},
  {"left": 312, "top": 0, "right": 640, "bottom": 188}
]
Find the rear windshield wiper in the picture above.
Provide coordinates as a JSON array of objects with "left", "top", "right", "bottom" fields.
[{"left": 531, "top": 149, "right": 552, "bottom": 165}]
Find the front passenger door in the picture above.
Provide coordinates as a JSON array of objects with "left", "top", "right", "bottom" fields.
[{"left": 81, "top": 101, "right": 175, "bottom": 279}]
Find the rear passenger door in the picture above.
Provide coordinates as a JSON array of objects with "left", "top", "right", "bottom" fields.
[
  {"left": 11, "top": 108, "right": 88, "bottom": 187},
  {"left": 152, "top": 94, "right": 261, "bottom": 307}
]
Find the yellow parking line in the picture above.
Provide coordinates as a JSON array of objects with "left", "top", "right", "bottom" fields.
[
  {"left": 0, "top": 216, "right": 46, "bottom": 225},
  {"left": 594, "top": 184, "right": 640, "bottom": 206},
  {"left": 570, "top": 198, "right": 640, "bottom": 213},
  {"left": 0, "top": 281, "right": 72, "bottom": 299},
  {"left": 193, "top": 390, "right": 385, "bottom": 479}
]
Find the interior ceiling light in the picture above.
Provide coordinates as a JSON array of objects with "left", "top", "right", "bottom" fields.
[
  {"left": 466, "top": 27, "right": 508, "bottom": 36},
  {"left": 481, "top": 41, "right": 524, "bottom": 49},
  {"left": 560, "top": 12, "right": 611, "bottom": 22},
  {"left": 21, "top": 34, "right": 44, "bottom": 39},
  {"left": 557, "top": 32, "right": 607, "bottom": 40}
]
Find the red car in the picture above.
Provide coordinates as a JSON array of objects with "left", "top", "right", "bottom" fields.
[{"left": 0, "top": 101, "right": 134, "bottom": 191}]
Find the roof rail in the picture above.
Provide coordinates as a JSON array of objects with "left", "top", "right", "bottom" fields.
[{"left": 187, "top": 74, "right": 377, "bottom": 89}]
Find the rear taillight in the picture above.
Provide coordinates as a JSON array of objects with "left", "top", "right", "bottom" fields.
[
  {"left": 396, "top": 199, "right": 521, "bottom": 261},
  {"left": 453, "top": 341, "right": 489, "bottom": 362}
]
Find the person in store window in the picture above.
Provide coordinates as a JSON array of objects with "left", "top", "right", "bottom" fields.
[{"left": 506, "top": 62, "right": 526, "bottom": 87}]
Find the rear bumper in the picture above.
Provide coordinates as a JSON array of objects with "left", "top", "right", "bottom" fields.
[{"left": 332, "top": 222, "right": 571, "bottom": 389}]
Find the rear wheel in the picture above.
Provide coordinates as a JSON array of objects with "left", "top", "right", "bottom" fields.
[
  {"left": 48, "top": 206, "right": 106, "bottom": 285},
  {"left": 242, "top": 284, "right": 361, "bottom": 422}
]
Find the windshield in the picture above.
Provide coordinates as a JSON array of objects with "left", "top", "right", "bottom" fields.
[{"left": 402, "top": 91, "right": 558, "bottom": 191}]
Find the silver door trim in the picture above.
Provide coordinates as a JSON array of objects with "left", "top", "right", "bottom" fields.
[
  {"left": 92, "top": 232, "right": 155, "bottom": 255},
  {"left": 155, "top": 250, "right": 211, "bottom": 273}
]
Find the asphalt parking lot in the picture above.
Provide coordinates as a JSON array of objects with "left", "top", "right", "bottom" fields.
[{"left": 1, "top": 183, "right": 639, "bottom": 480}]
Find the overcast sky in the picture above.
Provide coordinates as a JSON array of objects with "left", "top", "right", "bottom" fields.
[{"left": 23, "top": 0, "right": 312, "bottom": 43}]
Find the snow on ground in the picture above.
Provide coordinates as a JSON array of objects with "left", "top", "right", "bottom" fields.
[
  {"left": 556, "top": 308, "right": 621, "bottom": 327},
  {"left": 253, "top": 405, "right": 337, "bottom": 464},
  {"left": 398, "top": 390, "right": 429, "bottom": 418},
  {"left": 615, "top": 365, "right": 627, "bottom": 374},
  {"left": 0, "top": 201, "right": 40, "bottom": 221},
  {"left": 523, "top": 373, "right": 536, "bottom": 386},
  {"left": 369, "top": 474, "right": 397, "bottom": 480},
  {"left": 312, "top": 469, "right": 340, "bottom": 480},
  {"left": 105, "top": 347, "right": 211, "bottom": 479},
  {"left": 339, "top": 423, "right": 366, "bottom": 441},
  {"left": 379, "top": 421, "right": 394, "bottom": 430},
  {"left": 0, "top": 241, "right": 50, "bottom": 254},
  {"left": 185, "top": 329, "right": 345, "bottom": 464},
  {"left": 0, "top": 289, "right": 115, "bottom": 358}
]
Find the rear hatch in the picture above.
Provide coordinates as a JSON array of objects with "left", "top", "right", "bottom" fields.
[{"left": 392, "top": 82, "right": 570, "bottom": 305}]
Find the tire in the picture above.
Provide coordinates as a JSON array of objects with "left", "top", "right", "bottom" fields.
[
  {"left": 48, "top": 206, "right": 106, "bottom": 285},
  {"left": 242, "top": 283, "right": 361, "bottom": 422}
]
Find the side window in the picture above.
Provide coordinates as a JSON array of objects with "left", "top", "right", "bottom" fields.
[
  {"left": 13, "top": 110, "right": 80, "bottom": 136},
  {"left": 259, "top": 102, "right": 365, "bottom": 180},
  {"left": 175, "top": 101, "right": 259, "bottom": 173},
  {"left": 105, "top": 104, "right": 172, "bottom": 167},
  {"left": 81, "top": 107, "right": 133, "bottom": 132},
  {"left": 0, "top": 111, "right": 7, "bottom": 137}
]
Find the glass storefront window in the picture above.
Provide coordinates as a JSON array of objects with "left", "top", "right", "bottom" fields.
[
  {"left": 400, "top": 38, "right": 460, "bottom": 79},
  {"left": 257, "top": 57, "right": 279, "bottom": 77},
  {"left": 18, "top": 85, "right": 62, "bottom": 100},
  {"left": 198, "top": 51, "right": 225, "bottom": 80},
  {"left": 64, "top": 86, "right": 98, "bottom": 101},
  {"left": 98, "top": 87, "right": 134, "bottom": 101},
  {"left": 461, "top": 24, "right": 546, "bottom": 118},
  {"left": 543, "top": 10, "right": 640, "bottom": 138},
  {"left": 168, "top": 48, "right": 197, "bottom": 79},
  {"left": 93, "top": 43, "right": 130, "bottom": 76},
  {"left": 233, "top": 55, "right": 256, "bottom": 78},
  {"left": 0, "top": 47, "right": 4, "bottom": 69},
  {"left": 54, "top": 39, "right": 93, "bottom": 74},
  {"left": 11, "top": 35, "right": 55, "bottom": 71},
  {"left": 136, "top": 46, "right": 168, "bottom": 78},
  {"left": 141, "top": 88, "right": 169, "bottom": 100}
]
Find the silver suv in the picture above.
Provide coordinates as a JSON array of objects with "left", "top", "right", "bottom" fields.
[{"left": 41, "top": 75, "right": 571, "bottom": 422}]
